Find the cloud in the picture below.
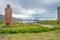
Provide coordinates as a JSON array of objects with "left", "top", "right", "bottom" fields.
[
  {"left": 19, "top": 8, "right": 47, "bottom": 15},
  {"left": 0, "top": 0, "right": 14, "bottom": 15},
  {"left": 12, "top": 8, "right": 48, "bottom": 19},
  {"left": 19, "top": 0, "right": 60, "bottom": 8},
  {"left": 41, "top": 0, "right": 60, "bottom": 5},
  {"left": 0, "top": 0, "right": 59, "bottom": 20}
]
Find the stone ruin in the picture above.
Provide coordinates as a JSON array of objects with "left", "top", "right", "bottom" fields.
[{"left": 5, "top": 4, "right": 12, "bottom": 26}]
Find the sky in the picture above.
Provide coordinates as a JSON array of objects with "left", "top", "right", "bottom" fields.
[{"left": 0, "top": 0, "right": 60, "bottom": 20}]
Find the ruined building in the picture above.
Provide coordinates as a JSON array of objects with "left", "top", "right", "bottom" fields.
[
  {"left": 5, "top": 4, "right": 12, "bottom": 26},
  {"left": 57, "top": 7, "right": 60, "bottom": 24}
]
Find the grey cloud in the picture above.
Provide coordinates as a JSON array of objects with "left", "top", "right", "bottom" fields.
[
  {"left": 19, "top": 0, "right": 60, "bottom": 9},
  {"left": 0, "top": 0, "right": 58, "bottom": 20}
]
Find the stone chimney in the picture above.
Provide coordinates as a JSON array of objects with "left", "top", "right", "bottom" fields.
[{"left": 5, "top": 4, "right": 12, "bottom": 26}]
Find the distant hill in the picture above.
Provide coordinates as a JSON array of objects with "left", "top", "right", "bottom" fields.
[
  {"left": 0, "top": 14, "right": 4, "bottom": 21},
  {"left": 0, "top": 14, "right": 22, "bottom": 22},
  {"left": 0, "top": 14, "right": 44, "bottom": 23}
]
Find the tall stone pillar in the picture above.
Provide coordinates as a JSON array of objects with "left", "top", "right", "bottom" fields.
[
  {"left": 57, "top": 7, "right": 60, "bottom": 24},
  {"left": 5, "top": 4, "right": 12, "bottom": 26}
]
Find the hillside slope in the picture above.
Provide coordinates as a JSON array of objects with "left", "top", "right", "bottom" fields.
[{"left": 0, "top": 14, "right": 22, "bottom": 22}]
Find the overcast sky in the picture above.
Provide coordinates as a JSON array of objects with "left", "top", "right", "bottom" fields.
[{"left": 0, "top": 0, "right": 60, "bottom": 20}]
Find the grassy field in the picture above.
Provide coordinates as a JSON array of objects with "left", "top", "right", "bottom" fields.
[
  {"left": 0, "top": 21, "right": 60, "bottom": 33},
  {"left": 0, "top": 20, "right": 57, "bottom": 28},
  {"left": 0, "top": 20, "right": 60, "bottom": 40},
  {"left": 40, "top": 20, "right": 57, "bottom": 25},
  {"left": 0, "top": 20, "right": 60, "bottom": 33},
  {"left": 0, "top": 30, "right": 60, "bottom": 40}
]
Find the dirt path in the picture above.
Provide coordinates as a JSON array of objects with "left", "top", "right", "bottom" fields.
[
  {"left": 34, "top": 23, "right": 57, "bottom": 28},
  {"left": 40, "top": 24, "right": 56, "bottom": 28}
]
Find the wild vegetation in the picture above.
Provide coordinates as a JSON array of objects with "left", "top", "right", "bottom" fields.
[
  {"left": 40, "top": 20, "right": 57, "bottom": 25},
  {"left": 0, "top": 20, "right": 60, "bottom": 40},
  {"left": 0, "top": 30, "right": 60, "bottom": 40},
  {"left": 0, "top": 20, "right": 60, "bottom": 33}
]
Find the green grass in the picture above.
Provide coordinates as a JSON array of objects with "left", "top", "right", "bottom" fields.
[
  {"left": 0, "top": 21, "right": 60, "bottom": 33},
  {"left": 0, "top": 31, "right": 60, "bottom": 40},
  {"left": 0, "top": 21, "right": 60, "bottom": 40},
  {"left": 40, "top": 20, "right": 57, "bottom": 25},
  {"left": 0, "top": 27, "right": 60, "bottom": 33}
]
